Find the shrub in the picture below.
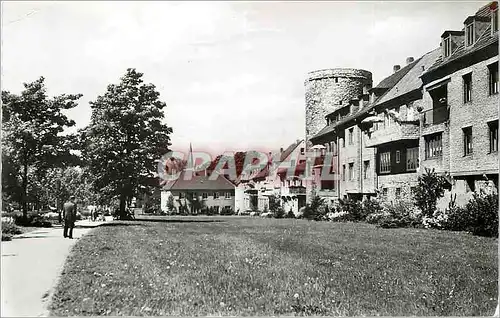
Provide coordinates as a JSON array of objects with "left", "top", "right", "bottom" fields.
[
  {"left": 462, "top": 192, "right": 498, "bottom": 237},
  {"left": 362, "top": 198, "right": 383, "bottom": 216},
  {"left": 14, "top": 215, "right": 52, "bottom": 227},
  {"left": 2, "top": 221, "right": 22, "bottom": 235},
  {"left": 378, "top": 198, "right": 421, "bottom": 229},
  {"left": 303, "top": 195, "right": 326, "bottom": 221},
  {"left": 286, "top": 208, "right": 295, "bottom": 219},
  {"left": 338, "top": 197, "right": 364, "bottom": 221},
  {"left": 366, "top": 212, "right": 388, "bottom": 224},
  {"left": 414, "top": 168, "right": 448, "bottom": 218},
  {"left": 268, "top": 194, "right": 285, "bottom": 219},
  {"left": 263, "top": 204, "right": 269, "bottom": 213},
  {"left": 220, "top": 207, "right": 235, "bottom": 216}
]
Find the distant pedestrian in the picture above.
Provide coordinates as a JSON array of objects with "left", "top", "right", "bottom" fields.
[{"left": 63, "top": 196, "right": 77, "bottom": 239}]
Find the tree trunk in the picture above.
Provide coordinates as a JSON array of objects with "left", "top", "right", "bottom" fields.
[
  {"left": 22, "top": 161, "right": 28, "bottom": 221},
  {"left": 119, "top": 192, "right": 126, "bottom": 220}
]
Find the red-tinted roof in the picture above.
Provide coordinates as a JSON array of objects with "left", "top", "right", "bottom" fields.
[{"left": 163, "top": 170, "right": 235, "bottom": 191}]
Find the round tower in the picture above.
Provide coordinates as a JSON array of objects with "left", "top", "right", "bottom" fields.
[{"left": 305, "top": 68, "right": 373, "bottom": 149}]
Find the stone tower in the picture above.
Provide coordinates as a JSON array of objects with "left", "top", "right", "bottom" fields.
[{"left": 305, "top": 68, "right": 373, "bottom": 149}]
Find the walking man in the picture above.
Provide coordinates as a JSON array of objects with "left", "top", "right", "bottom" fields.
[{"left": 63, "top": 196, "right": 77, "bottom": 239}]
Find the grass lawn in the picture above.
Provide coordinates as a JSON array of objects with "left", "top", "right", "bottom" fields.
[{"left": 49, "top": 216, "right": 498, "bottom": 316}]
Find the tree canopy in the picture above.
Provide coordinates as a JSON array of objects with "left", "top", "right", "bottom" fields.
[
  {"left": 81, "top": 68, "right": 173, "bottom": 218},
  {"left": 2, "top": 77, "right": 82, "bottom": 218}
]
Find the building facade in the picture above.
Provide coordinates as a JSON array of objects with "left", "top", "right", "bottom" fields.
[
  {"left": 161, "top": 170, "right": 236, "bottom": 214},
  {"left": 307, "top": 2, "right": 498, "bottom": 207},
  {"left": 420, "top": 2, "right": 499, "bottom": 208}
]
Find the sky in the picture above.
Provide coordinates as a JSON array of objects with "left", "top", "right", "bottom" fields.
[{"left": 1, "top": 1, "right": 486, "bottom": 155}]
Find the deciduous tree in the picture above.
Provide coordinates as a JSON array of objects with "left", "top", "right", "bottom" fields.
[
  {"left": 82, "top": 69, "right": 173, "bottom": 219},
  {"left": 2, "top": 77, "right": 81, "bottom": 219}
]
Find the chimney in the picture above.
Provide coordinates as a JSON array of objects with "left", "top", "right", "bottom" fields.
[
  {"left": 406, "top": 57, "right": 414, "bottom": 65},
  {"left": 393, "top": 65, "right": 401, "bottom": 73}
]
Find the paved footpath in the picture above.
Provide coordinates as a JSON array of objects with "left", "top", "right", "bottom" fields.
[{"left": 1, "top": 218, "right": 112, "bottom": 317}]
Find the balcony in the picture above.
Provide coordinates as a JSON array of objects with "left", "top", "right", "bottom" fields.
[
  {"left": 423, "top": 106, "right": 449, "bottom": 126},
  {"left": 289, "top": 186, "right": 306, "bottom": 195},
  {"left": 365, "top": 122, "right": 419, "bottom": 148}
]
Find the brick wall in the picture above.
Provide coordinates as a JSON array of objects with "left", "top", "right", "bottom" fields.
[
  {"left": 447, "top": 56, "right": 499, "bottom": 175},
  {"left": 378, "top": 172, "right": 419, "bottom": 202}
]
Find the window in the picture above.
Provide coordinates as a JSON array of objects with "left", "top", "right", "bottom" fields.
[
  {"left": 225, "top": 192, "right": 231, "bottom": 199},
  {"left": 395, "top": 150, "right": 401, "bottom": 164},
  {"left": 179, "top": 192, "right": 185, "bottom": 199},
  {"left": 348, "top": 163, "right": 354, "bottom": 181},
  {"left": 463, "top": 73, "right": 472, "bottom": 102},
  {"left": 339, "top": 101, "right": 343, "bottom": 105},
  {"left": 342, "top": 138, "right": 345, "bottom": 148},
  {"left": 202, "top": 193, "right": 208, "bottom": 199},
  {"left": 489, "top": 62, "right": 499, "bottom": 95},
  {"left": 331, "top": 141, "right": 337, "bottom": 155},
  {"left": 382, "top": 188, "right": 388, "bottom": 197},
  {"left": 406, "top": 147, "right": 419, "bottom": 171},
  {"left": 214, "top": 192, "right": 220, "bottom": 199},
  {"left": 489, "top": 121, "right": 498, "bottom": 153},
  {"left": 214, "top": 206, "right": 220, "bottom": 213},
  {"left": 492, "top": 7, "right": 498, "bottom": 33},
  {"left": 444, "top": 36, "right": 451, "bottom": 57},
  {"left": 225, "top": 206, "right": 230, "bottom": 210},
  {"left": 342, "top": 164, "right": 346, "bottom": 181},
  {"left": 334, "top": 77, "right": 338, "bottom": 83},
  {"left": 463, "top": 126, "right": 473, "bottom": 156},
  {"left": 424, "top": 133, "right": 443, "bottom": 159},
  {"left": 363, "top": 160, "right": 370, "bottom": 179},
  {"left": 348, "top": 128, "right": 354, "bottom": 145},
  {"left": 466, "top": 23, "right": 474, "bottom": 46},
  {"left": 380, "top": 151, "right": 391, "bottom": 173},
  {"left": 395, "top": 188, "right": 401, "bottom": 197},
  {"left": 300, "top": 148, "right": 305, "bottom": 155}
]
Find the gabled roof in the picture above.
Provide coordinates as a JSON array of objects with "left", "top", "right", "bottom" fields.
[
  {"left": 279, "top": 139, "right": 304, "bottom": 162},
  {"left": 376, "top": 49, "right": 440, "bottom": 104},
  {"left": 163, "top": 170, "right": 235, "bottom": 191},
  {"left": 372, "top": 60, "right": 418, "bottom": 90}
]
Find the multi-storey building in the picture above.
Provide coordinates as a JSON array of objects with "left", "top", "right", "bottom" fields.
[
  {"left": 420, "top": 2, "right": 499, "bottom": 207},
  {"left": 307, "top": 1, "right": 498, "bottom": 207},
  {"left": 308, "top": 60, "right": 421, "bottom": 202}
]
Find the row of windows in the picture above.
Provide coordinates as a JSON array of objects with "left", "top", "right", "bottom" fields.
[
  {"left": 380, "top": 186, "right": 417, "bottom": 198},
  {"left": 424, "top": 121, "right": 498, "bottom": 159},
  {"left": 178, "top": 192, "right": 232, "bottom": 199},
  {"left": 378, "top": 147, "right": 419, "bottom": 174},
  {"left": 462, "top": 62, "right": 499, "bottom": 103}
]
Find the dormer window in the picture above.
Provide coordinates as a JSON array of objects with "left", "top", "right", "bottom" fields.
[
  {"left": 444, "top": 37, "right": 451, "bottom": 57},
  {"left": 466, "top": 23, "right": 474, "bottom": 46}
]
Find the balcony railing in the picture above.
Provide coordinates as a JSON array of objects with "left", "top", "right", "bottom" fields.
[
  {"left": 289, "top": 186, "right": 306, "bottom": 195},
  {"left": 423, "top": 106, "right": 449, "bottom": 126}
]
